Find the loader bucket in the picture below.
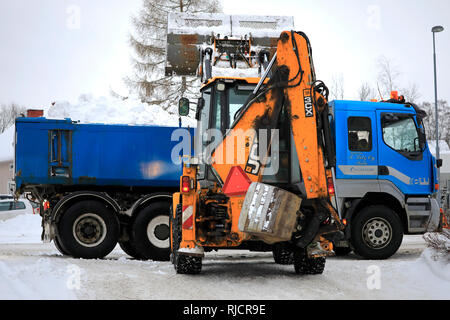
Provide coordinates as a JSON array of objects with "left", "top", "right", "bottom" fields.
[{"left": 165, "top": 13, "right": 294, "bottom": 77}]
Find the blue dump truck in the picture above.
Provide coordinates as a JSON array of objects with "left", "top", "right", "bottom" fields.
[{"left": 14, "top": 117, "right": 190, "bottom": 260}]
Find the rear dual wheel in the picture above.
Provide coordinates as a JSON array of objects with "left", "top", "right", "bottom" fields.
[{"left": 118, "top": 202, "right": 171, "bottom": 261}]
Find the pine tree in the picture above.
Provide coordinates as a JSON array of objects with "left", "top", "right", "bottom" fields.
[{"left": 126, "top": 0, "right": 222, "bottom": 113}]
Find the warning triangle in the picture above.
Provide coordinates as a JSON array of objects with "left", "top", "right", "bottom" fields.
[{"left": 222, "top": 166, "right": 252, "bottom": 197}]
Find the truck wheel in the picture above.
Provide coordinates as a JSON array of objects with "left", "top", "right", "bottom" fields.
[
  {"left": 118, "top": 238, "right": 143, "bottom": 259},
  {"left": 351, "top": 205, "right": 403, "bottom": 260},
  {"left": 58, "top": 200, "right": 120, "bottom": 259},
  {"left": 272, "top": 242, "right": 294, "bottom": 265},
  {"left": 54, "top": 236, "right": 70, "bottom": 256},
  {"left": 130, "top": 202, "right": 171, "bottom": 261},
  {"left": 293, "top": 250, "right": 326, "bottom": 275},
  {"left": 171, "top": 204, "right": 202, "bottom": 274}
]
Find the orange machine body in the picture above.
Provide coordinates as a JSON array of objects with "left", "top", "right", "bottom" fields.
[{"left": 176, "top": 31, "right": 338, "bottom": 251}]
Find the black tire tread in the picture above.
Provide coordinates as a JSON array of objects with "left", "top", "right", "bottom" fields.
[{"left": 171, "top": 204, "right": 202, "bottom": 274}]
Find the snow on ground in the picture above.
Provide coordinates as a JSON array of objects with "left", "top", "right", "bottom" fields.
[
  {"left": 0, "top": 213, "right": 42, "bottom": 244},
  {"left": 0, "top": 213, "right": 448, "bottom": 300}
]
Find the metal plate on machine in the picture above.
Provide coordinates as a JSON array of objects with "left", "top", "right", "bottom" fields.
[{"left": 238, "top": 182, "right": 301, "bottom": 244}]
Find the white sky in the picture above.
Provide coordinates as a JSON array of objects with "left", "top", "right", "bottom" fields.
[{"left": 0, "top": 0, "right": 449, "bottom": 108}]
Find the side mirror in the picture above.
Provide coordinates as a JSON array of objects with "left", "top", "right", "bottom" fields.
[
  {"left": 195, "top": 97, "right": 205, "bottom": 120},
  {"left": 437, "top": 159, "right": 443, "bottom": 168},
  {"left": 419, "top": 131, "right": 426, "bottom": 150},
  {"left": 178, "top": 98, "right": 190, "bottom": 117}
]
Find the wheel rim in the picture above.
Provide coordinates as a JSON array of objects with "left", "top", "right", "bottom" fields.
[
  {"left": 147, "top": 215, "right": 170, "bottom": 249},
  {"left": 362, "top": 217, "right": 392, "bottom": 249},
  {"left": 73, "top": 213, "right": 107, "bottom": 247}
]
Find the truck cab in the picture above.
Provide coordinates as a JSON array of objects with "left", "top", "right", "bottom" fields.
[{"left": 330, "top": 100, "right": 441, "bottom": 258}]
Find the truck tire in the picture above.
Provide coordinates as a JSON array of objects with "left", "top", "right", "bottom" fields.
[
  {"left": 57, "top": 200, "right": 120, "bottom": 259},
  {"left": 118, "top": 238, "right": 143, "bottom": 259},
  {"left": 170, "top": 204, "right": 202, "bottom": 274},
  {"left": 351, "top": 205, "right": 403, "bottom": 260},
  {"left": 293, "top": 250, "right": 326, "bottom": 275},
  {"left": 54, "top": 236, "right": 70, "bottom": 256},
  {"left": 130, "top": 202, "right": 171, "bottom": 261},
  {"left": 272, "top": 242, "right": 294, "bottom": 265}
]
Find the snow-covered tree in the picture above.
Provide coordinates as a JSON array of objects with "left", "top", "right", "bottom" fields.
[{"left": 125, "top": 0, "right": 222, "bottom": 112}]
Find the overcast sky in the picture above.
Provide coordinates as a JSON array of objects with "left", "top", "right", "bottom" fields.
[{"left": 0, "top": 0, "right": 449, "bottom": 108}]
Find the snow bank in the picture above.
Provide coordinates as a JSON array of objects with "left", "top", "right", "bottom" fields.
[
  {"left": 419, "top": 231, "right": 450, "bottom": 283},
  {"left": 46, "top": 94, "right": 196, "bottom": 127},
  {"left": 0, "top": 258, "right": 76, "bottom": 300},
  {"left": 0, "top": 213, "right": 42, "bottom": 244}
]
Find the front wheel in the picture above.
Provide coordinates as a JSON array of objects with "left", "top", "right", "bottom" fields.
[
  {"left": 293, "top": 250, "right": 326, "bottom": 275},
  {"left": 272, "top": 242, "right": 294, "bottom": 265},
  {"left": 351, "top": 205, "right": 403, "bottom": 260}
]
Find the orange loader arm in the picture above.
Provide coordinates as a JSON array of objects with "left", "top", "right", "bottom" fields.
[
  {"left": 212, "top": 31, "right": 333, "bottom": 200},
  {"left": 211, "top": 31, "right": 342, "bottom": 247}
]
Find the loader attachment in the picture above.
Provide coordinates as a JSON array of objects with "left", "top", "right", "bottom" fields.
[{"left": 165, "top": 13, "right": 294, "bottom": 79}]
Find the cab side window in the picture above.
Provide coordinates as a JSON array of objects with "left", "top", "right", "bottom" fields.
[{"left": 348, "top": 117, "right": 372, "bottom": 152}]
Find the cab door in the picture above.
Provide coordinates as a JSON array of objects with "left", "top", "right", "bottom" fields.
[
  {"left": 336, "top": 111, "right": 378, "bottom": 180},
  {"left": 376, "top": 111, "right": 431, "bottom": 195}
]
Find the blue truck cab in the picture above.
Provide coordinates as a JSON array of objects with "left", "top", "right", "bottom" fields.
[
  {"left": 329, "top": 100, "right": 441, "bottom": 258},
  {"left": 15, "top": 117, "right": 190, "bottom": 260}
]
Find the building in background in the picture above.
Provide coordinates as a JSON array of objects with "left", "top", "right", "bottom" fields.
[{"left": 0, "top": 125, "right": 15, "bottom": 194}]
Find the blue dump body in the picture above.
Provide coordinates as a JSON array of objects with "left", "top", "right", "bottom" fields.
[
  {"left": 15, "top": 118, "right": 192, "bottom": 190},
  {"left": 330, "top": 100, "right": 438, "bottom": 196}
]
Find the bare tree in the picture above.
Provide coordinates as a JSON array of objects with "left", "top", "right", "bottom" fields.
[
  {"left": 420, "top": 100, "right": 450, "bottom": 147},
  {"left": 0, "top": 103, "right": 26, "bottom": 133},
  {"left": 376, "top": 55, "right": 401, "bottom": 99},
  {"left": 329, "top": 74, "right": 345, "bottom": 101},
  {"left": 402, "top": 83, "right": 421, "bottom": 103},
  {"left": 125, "top": 0, "right": 222, "bottom": 112},
  {"left": 358, "top": 82, "right": 374, "bottom": 101}
]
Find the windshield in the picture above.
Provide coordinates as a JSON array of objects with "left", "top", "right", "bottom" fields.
[
  {"left": 382, "top": 114, "right": 420, "bottom": 153},
  {"left": 195, "top": 82, "right": 255, "bottom": 180},
  {"left": 229, "top": 85, "right": 254, "bottom": 125}
]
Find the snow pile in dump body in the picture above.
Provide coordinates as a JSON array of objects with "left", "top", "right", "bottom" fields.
[
  {"left": 46, "top": 94, "right": 196, "bottom": 127},
  {"left": 0, "top": 213, "right": 42, "bottom": 244},
  {"left": 0, "top": 257, "right": 76, "bottom": 300}
]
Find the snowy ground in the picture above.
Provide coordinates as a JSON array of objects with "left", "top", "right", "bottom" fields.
[{"left": 0, "top": 213, "right": 448, "bottom": 300}]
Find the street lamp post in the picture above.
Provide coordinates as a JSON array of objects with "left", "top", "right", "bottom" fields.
[{"left": 432, "top": 25, "right": 444, "bottom": 206}]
